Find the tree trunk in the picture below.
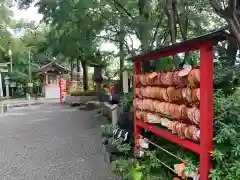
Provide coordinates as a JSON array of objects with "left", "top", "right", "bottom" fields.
[
  {"left": 229, "top": 0, "right": 240, "bottom": 44},
  {"left": 138, "top": 0, "right": 151, "bottom": 72},
  {"left": 225, "top": 34, "right": 238, "bottom": 90},
  {"left": 76, "top": 58, "right": 80, "bottom": 82},
  {"left": 166, "top": 0, "right": 179, "bottom": 68},
  {"left": 174, "top": 2, "right": 192, "bottom": 66},
  {"left": 119, "top": 16, "right": 124, "bottom": 93},
  {"left": 214, "top": 33, "right": 238, "bottom": 94},
  {"left": 94, "top": 66, "right": 103, "bottom": 101},
  {"left": 96, "top": 82, "right": 101, "bottom": 101},
  {"left": 227, "top": 35, "right": 238, "bottom": 63},
  {"left": 70, "top": 58, "right": 73, "bottom": 80},
  {"left": 81, "top": 60, "right": 88, "bottom": 90},
  {"left": 228, "top": 18, "right": 240, "bottom": 45},
  {"left": 210, "top": 0, "right": 240, "bottom": 44}
]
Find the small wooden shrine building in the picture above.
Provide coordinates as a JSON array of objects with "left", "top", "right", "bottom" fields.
[{"left": 39, "top": 61, "right": 70, "bottom": 98}]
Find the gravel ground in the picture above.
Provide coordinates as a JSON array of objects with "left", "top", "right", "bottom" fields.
[{"left": 0, "top": 104, "right": 119, "bottom": 180}]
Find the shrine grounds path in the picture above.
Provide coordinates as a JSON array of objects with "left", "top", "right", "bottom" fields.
[{"left": 0, "top": 103, "right": 119, "bottom": 180}]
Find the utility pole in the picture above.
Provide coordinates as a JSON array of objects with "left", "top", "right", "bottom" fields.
[
  {"left": 8, "top": 41, "right": 12, "bottom": 73},
  {"left": 28, "top": 47, "right": 32, "bottom": 99},
  {"left": 9, "top": 51, "right": 12, "bottom": 73},
  {"left": 28, "top": 48, "right": 31, "bottom": 84},
  {"left": 10, "top": 49, "right": 13, "bottom": 97},
  {"left": 28, "top": 21, "right": 32, "bottom": 87},
  {"left": 20, "top": 37, "right": 32, "bottom": 98},
  {"left": 19, "top": 38, "right": 32, "bottom": 83},
  {"left": 8, "top": 41, "right": 13, "bottom": 97}
]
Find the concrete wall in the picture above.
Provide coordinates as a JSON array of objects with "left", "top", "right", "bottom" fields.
[{"left": 45, "top": 87, "right": 60, "bottom": 99}]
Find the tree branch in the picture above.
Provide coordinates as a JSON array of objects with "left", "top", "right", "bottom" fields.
[
  {"left": 162, "top": 32, "right": 169, "bottom": 45},
  {"left": 233, "top": 13, "right": 240, "bottom": 30},
  {"left": 173, "top": 2, "right": 188, "bottom": 41},
  {"left": 222, "top": 0, "right": 227, "bottom": 9},
  {"left": 74, "top": 6, "right": 120, "bottom": 34},
  {"left": 165, "top": 0, "right": 178, "bottom": 68},
  {"left": 106, "top": 0, "right": 141, "bottom": 40},
  {"left": 127, "top": 34, "right": 134, "bottom": 52},
  {"left": 109, "top": 0, "right": 134, "bottom": 19},
  {"left": 96, "top": 35, "right": 135, "bottom": 56},
  {"left": 156, "top": 29, "right": 169, "bottom": 47},
  {"left": 210, "top": 0, "right": 223, "bottom": 12},
  {"left": 150, "top": 0, "right": 167, "bottom": 48},
  {"left": 229, "top": 0, "right": 237, "bottom": 12},
  {"left": 96, "top": 35, "right": 117, "bottom": 42},
  {"left": 209, "top": 0, "right": 227, "bottom": 17}
]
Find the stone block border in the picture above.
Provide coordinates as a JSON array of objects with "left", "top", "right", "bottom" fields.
[{"left": 63, "top": 95, "right": 98, "bottom": 105}]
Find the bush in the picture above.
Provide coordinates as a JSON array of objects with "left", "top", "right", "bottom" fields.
[
  {"left": 119, "top": 91, "right": 134, "bottom": 111},
  {"left": 209, "top": 89, "right": 240, "bottom": 180},
  {"left": 70, "top": 89, "right": 97, "bottom": 96},
  {"left": 15, "top": 87, "right": 25, "bottom": 97}
]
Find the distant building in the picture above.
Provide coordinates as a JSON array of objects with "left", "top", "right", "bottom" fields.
[{"left": 38, "top": 61, "right": 70, "bottom": 98}]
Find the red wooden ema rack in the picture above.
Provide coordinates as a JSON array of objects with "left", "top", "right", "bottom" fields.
[
  {"left": 131, "top": 29, "right": 231, "bottom": 180},
  {"left": 136, "top": 121, "right": 200, "bottom": 154}
]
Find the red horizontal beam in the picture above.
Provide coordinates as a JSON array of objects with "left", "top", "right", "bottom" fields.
[
  {"left": 136, "top": 121, "right": 200, "bottom": 154},
  {"left": 132, "top": 30, "right": 229, "bottom": 62},
  {"left": 133, "top": 42, "right": 203, "bottom": 62}
]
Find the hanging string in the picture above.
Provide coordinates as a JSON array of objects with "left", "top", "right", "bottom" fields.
[
  {"left": 144, "top": 137, "right": 185, "bottom": 163},
  {"left": 141, "top": 149, "right": 176, "bottom": 173},
  {"left": 141, "top": 144, "right": 200, "bottom": 180}
]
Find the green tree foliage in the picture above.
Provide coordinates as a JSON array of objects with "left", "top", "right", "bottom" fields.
[
  {"left": 0, "top": 0, "right": 13, "bottom": 61},
  {"left": 1, "top": 1, "right": 46, "bottom": 85},
  {"left": 210, "top": 0, "right": 240, "bottom": 44},
  {"left": 33, "top": 0, "right": 106, "bottom": 89},
  {"left": 210, "top": 90, "right": 240, "bottom": 180},
  {"left": 8, "top": 25, "right": 48, "bottom": 83},
  {"left": 14, "top": 0, "right": 240, "bottom": 82}
]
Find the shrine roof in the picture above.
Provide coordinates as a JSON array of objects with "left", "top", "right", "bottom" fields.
[
  {"left": 39, "top": 61, "right": 70, "bottom": 74},
  {"left": 131, "top": 29, "right": 232, "bottom": 62}
]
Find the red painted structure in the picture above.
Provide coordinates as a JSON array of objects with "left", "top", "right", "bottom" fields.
[
  {"left": 59, "top": 79, "right": 67, "bottom": 104},
  {"left": 131, "top": 29, "right": 230, "bottom": 180}
]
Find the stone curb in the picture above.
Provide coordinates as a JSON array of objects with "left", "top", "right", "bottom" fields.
[
  {"left": 7, "top": 102, "right": 43, "bottom": 108},
  {"left": 0, "top": 101, "right": 60, "bottom": 113},
  {"left": 0, "top": 102, "right": 43, "bottom": 114}
]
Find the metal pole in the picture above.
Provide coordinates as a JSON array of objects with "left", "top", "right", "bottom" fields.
[
  {"left": 8, "top": 41, "right": 12, "bottom": 73},
  {"left": 28, "top": 48, "right": 32, "bottom": 99},
  {"left": 11, "top": 86, "right": 14, "bottom": 97},
  {"left": 10, "top": 55, "right": 12, "bottom": 73},
  {"left": 10, "top": 55, "right": 13, "bottom": 97},
  {"left": 8, "top": 43, "right": 13, "bottom": 97},
  {"left": 0, "top": 71, "right": 3, "bottom": 98},
  {"left": 28, "top": 48, "right": 31, "bottom": 83}
]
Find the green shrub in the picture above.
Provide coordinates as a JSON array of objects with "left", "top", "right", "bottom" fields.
[
  {"left": 209, "top": 89, "right": 240, "bottom": 180},
  {"left": 70, "top": 89, "right": 97, "bottom": 96},
  {"left": 119, "top": 91, "right": 134, "bottom": 111}
]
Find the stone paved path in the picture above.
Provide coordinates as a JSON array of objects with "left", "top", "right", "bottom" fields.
[{"left": 0, "top": 104, "right": 119, "bottom": 180}]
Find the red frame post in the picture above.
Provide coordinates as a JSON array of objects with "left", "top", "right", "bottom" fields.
[
  {"left": 60, "top": 79, "right": 67, "bottom": 104},
  {"left": 200, "top": 42, "right": 214, "bottom": 180},
  {"left": 133, "top": 61, "right": 141, "bottom": 152}
]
